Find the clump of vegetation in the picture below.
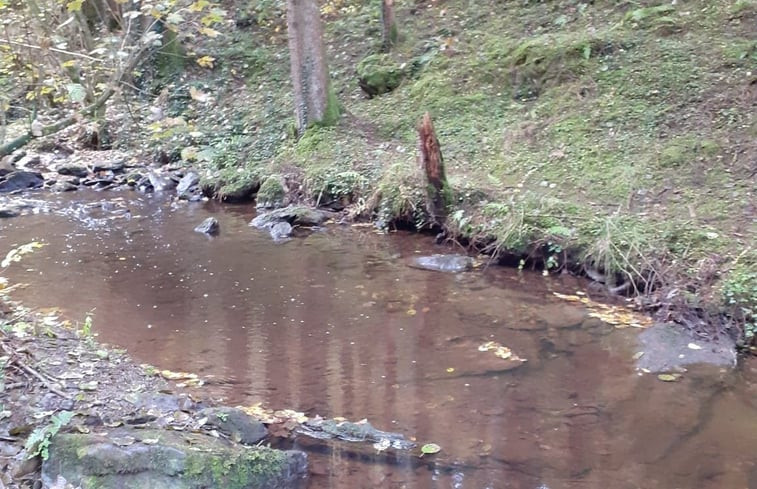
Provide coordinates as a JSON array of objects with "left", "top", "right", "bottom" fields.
[
  {"left": 24, "top": 411, "right": 73, "bottom": 460},
  {"left": 356, "top": 54, "right": 407, "bottom": 97},
  {"left": 721, "top": 261, "right": 757, "bottom": 347}
]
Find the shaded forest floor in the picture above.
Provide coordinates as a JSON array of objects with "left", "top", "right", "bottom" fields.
[{"left": 8, "top": 0, "right": 757, "bottom": 345}]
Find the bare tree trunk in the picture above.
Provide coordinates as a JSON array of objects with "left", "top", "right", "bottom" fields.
[
  {"left": 381, "top": 0, "right": 398, "bottom": 52},
  {"left": 417, "top": 112, "right": 449, "bottom": 224},
  {"left": 286, "top": 0, "right": 339, "bottom": 136}
]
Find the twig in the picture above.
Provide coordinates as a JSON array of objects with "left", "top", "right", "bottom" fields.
[
  {"left": 11, "top": 358, "right": 72, "bottom": 400},
  {"left": 0, "top": 39, "right": 102, "bottom": 61}
]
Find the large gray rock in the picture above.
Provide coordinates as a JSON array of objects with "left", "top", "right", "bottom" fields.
[
  {"left": 409, "top": 254, "right": 473, "bottom": 273},
  {"left": 42, "top": 429, "right": 307, "bottom": 489},
  {"left": 194, "top": 217, "right": 219, "bottom": 235},
  {"left": 250, "top": 205, "right": 332, "bottom": 230},
  {"left": 636, "top": 323, "right": 738, "bottom": 372},
  {"left": 0, "top": 171, "right": 44, "bottom": 193},
  {"left": 199, "top": 407, "right": 268, "bottom": 445}
]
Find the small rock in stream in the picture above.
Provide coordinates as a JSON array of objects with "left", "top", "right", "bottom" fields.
[
  {"left": 176, "top": 172, "right": 201, "bottom": 200},
  {"left": 270, "top": 221, "right": 293, "bottom": 241},
  {"left": 194, "top": 217, "right": 219, "bottom": 235},
  {"left": 409, "top": 254, "right": 473, "bottom": 273}
]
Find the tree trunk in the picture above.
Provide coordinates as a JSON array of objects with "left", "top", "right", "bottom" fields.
[
  {"left": 286, "top": 0, "right": 339, "bottom": 136},
  {"left": 417, "top": 112, "right": 449, "bottom": 224},
  {"left": 381, "top": 0, "right": 398, "bottom": 52}
]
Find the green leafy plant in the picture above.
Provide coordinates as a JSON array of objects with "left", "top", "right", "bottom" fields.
[
  {"left": 25, "top": 411, "right": 74, "bottom": 460},
  {"left": 721, "top": 265, "right": 757, "bottom": 345}
]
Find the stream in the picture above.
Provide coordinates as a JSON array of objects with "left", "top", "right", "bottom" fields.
[{"left": 1, "top": 190, "right": 756, "bottom": 489}]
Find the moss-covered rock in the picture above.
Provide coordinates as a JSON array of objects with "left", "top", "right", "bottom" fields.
[
  {"left": 356, "top": 54, "right": 405, "bottom": 98},
  {"left": 42, "top": 428, "right": 307, "bottom": 489},
  {"left": 256, "top": 175, "right": 287, "bottom": 209}
]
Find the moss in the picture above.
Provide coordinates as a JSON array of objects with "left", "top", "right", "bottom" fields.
[
  {"left": 356, "top": 54, "right": 406, "bottom": 97},
  {"left": 256, "top": 175, "right": 286, "bottom": 208},
  {"left": 183, "top": 446, "right": 288, "bottom": 488}
]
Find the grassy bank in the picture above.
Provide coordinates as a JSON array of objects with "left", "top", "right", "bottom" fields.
[{"left": 115, "top": 0, "right": 756, "bottom": 346}]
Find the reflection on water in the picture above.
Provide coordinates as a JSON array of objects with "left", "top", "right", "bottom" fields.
[{"left": 1, "top": 190, "right": 755, "bottom": 489}]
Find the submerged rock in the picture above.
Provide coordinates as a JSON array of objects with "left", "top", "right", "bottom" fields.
[
  {"left": 250, "top": 205, "right": 332, "bottom": 230},
  {"left": 42, "top": 429, "right": 307, "bottom": 489},
  {"left": 194, "top": 217, "right": 219, "bottom": 235},
  {"left": 409, "top": 254, "right": 473, "bottom": 273},
  {"left": 636, "top": 323, "right": 738, "bottom": 372},
  {"left": 0, "top": 171, "right": 44, "bottom": 193}
]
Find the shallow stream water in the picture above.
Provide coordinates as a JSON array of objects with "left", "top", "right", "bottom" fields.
[{"left": 1, "top": 190, "right": 755, "bottom": 489}]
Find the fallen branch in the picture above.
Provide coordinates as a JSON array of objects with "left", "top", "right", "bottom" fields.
[{"left": 12, "top": 358, "right": 72, "bottom": 400}]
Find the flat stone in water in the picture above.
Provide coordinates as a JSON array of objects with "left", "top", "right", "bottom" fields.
[
  {"left": 410, "top": 254, "right": 473, "bottom": 273},
  {"left": 636, "top": 322, "right": 737, "bottom": 372}
]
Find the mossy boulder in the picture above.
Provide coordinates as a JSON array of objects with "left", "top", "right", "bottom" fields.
[
  {"left": 356, "top": 54, "right": 406, "bottom": 98},
  {"left": 256, "top": 175, "right": 287, "bottom": 209},
  {"left": 42, "top": 428, "right": 307, "bottom": 489}
]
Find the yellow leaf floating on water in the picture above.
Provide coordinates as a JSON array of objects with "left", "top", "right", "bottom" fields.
[
  {"left": 446, "top": 367, "right": 455, "bottom": 373},
  {"left": 552, "top": 292, "right": 652, "bottom": 329},
  {"left": 406, "top": 308, "right": 417, "bottom": 316},
  {"left": 657, "top": 373, "right": 682, "bottom": 382},
  {"left": 478, "top": 341, "right": 526, "bottom": 362}
]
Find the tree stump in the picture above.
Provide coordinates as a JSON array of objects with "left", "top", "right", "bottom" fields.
[{"left": 417, "top": 112, "right": 449, "bottom": 224}]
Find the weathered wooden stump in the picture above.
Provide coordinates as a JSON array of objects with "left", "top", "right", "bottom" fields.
[{"left": 417, "top": 112, "right": 449, "bottom": 225}]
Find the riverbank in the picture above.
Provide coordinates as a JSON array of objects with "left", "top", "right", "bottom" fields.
[{"left": 0, "top": 295, "right": 307, "bottom": 489}]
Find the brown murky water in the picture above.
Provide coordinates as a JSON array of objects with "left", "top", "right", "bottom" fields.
[{"left": 1, "top": 190, "right": 756, "bottom": 489}]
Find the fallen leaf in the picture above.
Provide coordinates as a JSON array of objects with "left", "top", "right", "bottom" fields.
[
  {"left": 657, "top": 373, "right": 682, "bottom": 382},
  {"left": 421, "top": 443, "right": 441, "bottom": 455}
]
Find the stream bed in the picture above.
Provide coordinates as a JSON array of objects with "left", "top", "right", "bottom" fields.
[{"left": 1, "top": 190, "right": 756, "bottom": 489}]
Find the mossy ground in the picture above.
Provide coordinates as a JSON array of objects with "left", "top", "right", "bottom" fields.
[{"left": 136, "top": 0, "right": 755, "bottom": 345}]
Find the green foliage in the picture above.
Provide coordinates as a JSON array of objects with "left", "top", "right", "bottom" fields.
[
  {"left": 25, "top": 411, "right": 74, "bottom": 460},
  {"left": 721, "top": 264, "right": 757, "bottom": 344}
]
